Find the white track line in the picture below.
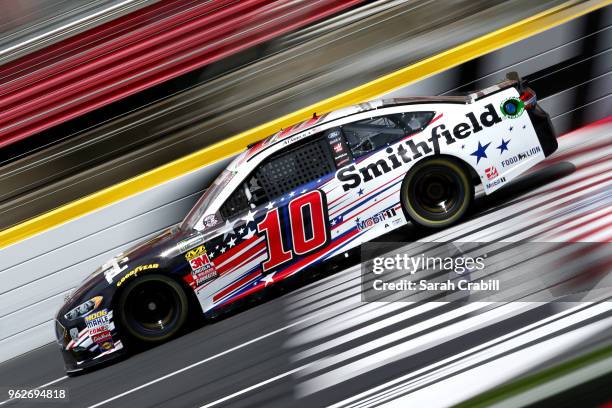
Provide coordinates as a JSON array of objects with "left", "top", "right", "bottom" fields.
[
  {"left": 87, "top": 311, "right": 326, "bottom": 408},
  {"left": 0, "top": 375, "right": 68, "bottom": 406},
  {"left": 200, "top": 364, "right": 310, "bottom": 408},
  {"left": 330, "top": 301, "right": 611, "bottom": 408}
]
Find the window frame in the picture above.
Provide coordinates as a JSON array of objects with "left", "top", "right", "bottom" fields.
[
  {"left": 218, "top": 131, "right": 337, "bottom": 220},
  {"left": 342, "top": 111, "right": 435, "bottom": 159}
]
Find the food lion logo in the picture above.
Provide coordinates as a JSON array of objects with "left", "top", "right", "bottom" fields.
[{"left": 485, "top": 166, "right": 499, "bottom": 180}]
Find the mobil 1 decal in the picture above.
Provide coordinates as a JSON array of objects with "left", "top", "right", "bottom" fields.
[
  {"left": 257, "top": 190, "right": 330, "bottom": 272},
  {"left": 337, "top": 103, "right": 502, "bottom": 191}
]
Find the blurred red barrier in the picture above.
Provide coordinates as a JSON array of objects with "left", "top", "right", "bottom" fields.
[{"left": 0, "top": 0, "right": 362, "bottom": 148}]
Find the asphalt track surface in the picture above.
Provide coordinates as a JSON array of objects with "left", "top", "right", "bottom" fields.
[{"left": 0, "top": 119, "right": 610, "bottom": 407}]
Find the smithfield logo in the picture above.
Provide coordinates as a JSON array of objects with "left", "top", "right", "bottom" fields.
[
  {"left": 337, "top": 104, "right": 502, "bottom": 191},
  {"left": 501, "top": 145, "right": 541, "bottom": 168},
  {"left": 356, "top": 207, "right": 397, "bottom": 230}
]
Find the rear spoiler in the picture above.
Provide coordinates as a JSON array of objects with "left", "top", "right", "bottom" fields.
[
  {"left": 468, "top": 71, "right": 528, "bottom": 103},
  {"left": 505, "top": 71, "right": 527, "bottom": 93}
]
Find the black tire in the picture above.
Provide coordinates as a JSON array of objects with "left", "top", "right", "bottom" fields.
[
  {"left": 117, "top": 274, "right": 189, "bottom": 343},
  {"left": 401, "top": 158, "right": 473, "bottom": 228}
]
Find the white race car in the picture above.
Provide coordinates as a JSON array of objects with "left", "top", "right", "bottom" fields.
[{"left": 57, "top": 72, "right": 557, "bottom": 372}]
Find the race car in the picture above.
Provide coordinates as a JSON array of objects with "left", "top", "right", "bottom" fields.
[{"left": 55, "top": 72, "right": 557, "bottom": 373}]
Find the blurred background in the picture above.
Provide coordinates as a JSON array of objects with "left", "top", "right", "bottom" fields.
[{"left": 0, "top": 1, "right": 610, "bottom": 407}]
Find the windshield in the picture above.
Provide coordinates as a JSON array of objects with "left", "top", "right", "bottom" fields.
[{"left": 180, "top": 169, "right": 236, "bottom": 230}]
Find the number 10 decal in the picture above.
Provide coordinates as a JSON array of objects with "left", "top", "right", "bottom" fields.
[{"left": 257, "top": 190, "right": 329, "bottom": 271}]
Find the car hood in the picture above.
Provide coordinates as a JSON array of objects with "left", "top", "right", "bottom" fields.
[
  {"left": 120, "top": 226, "right": 182, "bottom": 260},
  {"left": 62, "top": 226, "right": 186, "bottom": 307}
]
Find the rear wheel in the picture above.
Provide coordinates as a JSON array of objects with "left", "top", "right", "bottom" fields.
[
  {"left": 117, "top": 274, "right": 189, "bottom": 343},
  {"left": 401, "top": 158, "right": 473, "bottom": 228}
]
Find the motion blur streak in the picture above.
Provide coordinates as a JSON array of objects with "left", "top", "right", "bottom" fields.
[
  {"left": 0, "top": 120, "right": 608, "bottom": 407},
  {"left": 0, "top": 0, "right": 157, "bottom": 64},
  {"left": 0, "top": 0, "right": 362, "bottom": 148},
  {"left": 0, "top": 0, "right": 605, "bottom": 243}
]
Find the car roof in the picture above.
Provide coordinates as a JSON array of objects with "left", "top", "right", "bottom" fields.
[
  {"left": 262, "top": 96, "right": 466, "bottom": 145},
  {"left": 228, "top": 95, "right": 470, "bottom": 173}
]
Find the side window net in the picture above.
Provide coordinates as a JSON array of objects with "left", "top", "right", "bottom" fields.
[{"left": 256, "top": 139, "right": 334, "bottom": 199}]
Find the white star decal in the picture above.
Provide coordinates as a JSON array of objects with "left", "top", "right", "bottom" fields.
[
  {"left": 220, "top": 247, "right": 226, "bottom": 254},
  {"left": 209, "top": 251, "right": 215, "bottom": 258},
  {"left": 241, "top": 210, "right": 256, "bottom": 224},
  {"left": 227, "top": 236, "right": 236, "bottom": 248},
  {"left": 238, "top": 227, "right": 245, "bottom": 235},
  {"left": 331, "top": 219, "right": 337, "bottom": 226},
  {"left": 244, "top": 228, "right": 257, "bottom": 240},
  {"left": 220, "top": 219, "right": 235, "bottom": 240},
  {"left": 289, "top": 191, "right": 296, "bottom": 197},
  {"left": 261, "top": 272, "right": 275, "bottom": 287},
  {"left": 265, "top": 201, "right": 276, "bottom": 210}
]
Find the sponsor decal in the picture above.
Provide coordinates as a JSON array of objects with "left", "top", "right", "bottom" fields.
[
  {"left": 356, "top": 208, "right": 398, "bottom": 230},
  {"left": 485, "top": 166, "right": 499, "bottom": 180},
  {"left": 85, "top": 309, "right": 114, "bottom": 350},
  {"left": 327, "top": 128, "right": 351, "bottom": 167},
  {"left": 185, "top": 245, "right": 218, "bottom": 285},
  {"left": 177, "top": 235, "right": 205, "bottom": 253},
  {"left": 281, "top": 127, "right": 320, "bottom": 146},
  {"left": 84, "top": 309, "right": 109, "bottom": 326},
  {"left": 500, "top": 97, "right": 524, "bottom": 119},
  {"left": 337, "top": 104, "right": 502, "bottom": 191},
  {"left": 116, "top": 263, "right": 160, "bottom": 287},
  {"left": 501, "top": 145, "right": 542, "bottom": 168},
  {"left": 203, "top": 214, "right": 219, "bottom": 228},
  {"left": 486, "top": 176, "right": 506, "bottom": 189},
  {"left": 91, "top": 330, "right": 113, "bottom": 349}
]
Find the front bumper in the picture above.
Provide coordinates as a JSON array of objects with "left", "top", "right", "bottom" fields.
[{"left": 55, "top": 310, "right": 125, "bottom": 373}]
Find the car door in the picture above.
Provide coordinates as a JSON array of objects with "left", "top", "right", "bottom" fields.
[
  {"left": 251, "top": 134, "right": 336, "bottom": 274},
  {"left": 196, "top": 133, "right": 339, "bottom": 310}
]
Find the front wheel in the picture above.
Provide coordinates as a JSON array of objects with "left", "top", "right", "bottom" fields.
[
  {"left": 401, "top": 158, "right": 473, "bottom": 228},
  {"left": 117, "top": 274, "right": 189, "bottom": 343}
]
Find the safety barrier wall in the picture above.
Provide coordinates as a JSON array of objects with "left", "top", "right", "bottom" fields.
[{"left": 0, "top": 7, "right": 609, "bottom": 363}]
